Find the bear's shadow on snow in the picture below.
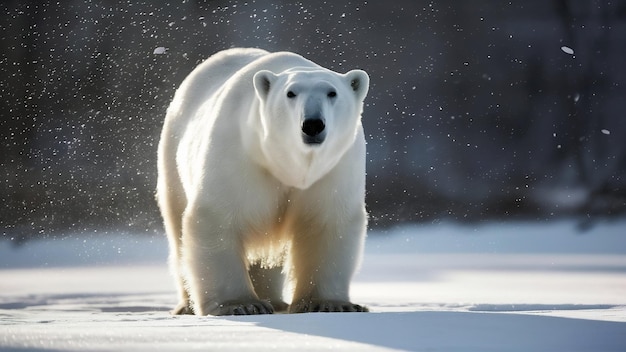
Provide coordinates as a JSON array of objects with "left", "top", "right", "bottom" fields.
[{"left": 226, "top": 309, "right": 626, "bottom": 351}]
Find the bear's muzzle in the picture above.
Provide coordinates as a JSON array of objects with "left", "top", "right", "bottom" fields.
[{"left": 301, "top": 117, "right": 326, "bottom": 145}]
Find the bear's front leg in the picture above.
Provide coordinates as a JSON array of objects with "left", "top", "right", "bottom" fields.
[
  {"left": 288, "top": 210, "right": 368, "bottom": 313},
  {"left": 182, "top": 208, "right": 274, "bottom": 316}
]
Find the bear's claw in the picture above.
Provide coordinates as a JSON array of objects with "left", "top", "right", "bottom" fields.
[
  {"left": 171, "top": 301, "right": 194, "bottom": 315},
  {"left": 269, "top": 300, "right": 290, "bottom": 313},
  {"left": 208, "top": 299, "right": 275, "bottom": 316},
  {"left": 289, "top": 299, "right": 369, "bottom": 313}
]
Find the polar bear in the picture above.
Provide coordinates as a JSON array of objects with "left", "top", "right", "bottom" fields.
[{"left": 156, "top": 48, "right": 369, "bottom": 316}]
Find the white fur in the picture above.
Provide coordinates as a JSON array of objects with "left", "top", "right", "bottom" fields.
[{"left": 156, "top": 48, "right": 369, "bottom": 315}]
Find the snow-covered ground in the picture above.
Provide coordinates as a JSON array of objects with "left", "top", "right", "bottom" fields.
[{"left": 1, "top": 219, "right": 626, "bottom": 351}]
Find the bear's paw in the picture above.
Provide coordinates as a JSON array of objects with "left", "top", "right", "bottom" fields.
[
  {"left": 206, "top": 299, "right": 275, "bottom": 316},
  {"left": 170, "top": 300, "right": 194, "bottom": 315},
  {"left": 289, "top": 299, "right": 369, "bottom": 313},
  {"left": 268, "top": 299, "right": 289, "bottom": 313}
]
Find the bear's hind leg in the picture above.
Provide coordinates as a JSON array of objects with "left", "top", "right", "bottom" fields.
[
  {"left": 249, "top": 264, "right": 289, "bottom": 312},
  {"left": 165, "top": 220, "right": 193, "bottom": 315},
  {"left": 156, "top": 166, "right": 191, "bottom": 314}
]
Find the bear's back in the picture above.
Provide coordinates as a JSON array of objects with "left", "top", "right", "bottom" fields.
[
  {"left": 166, "top": 48, "right": 270, "bottom": 123},
  {"left": 191, "top": 48, "right": 270, "bottom": 95},
  {"left": 166, "top": 48, "right": 318, "bottom": 126}
]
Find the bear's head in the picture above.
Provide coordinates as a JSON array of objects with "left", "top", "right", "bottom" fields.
[{"left": 252, "top": 67, "right": 369, "bottom": 188}]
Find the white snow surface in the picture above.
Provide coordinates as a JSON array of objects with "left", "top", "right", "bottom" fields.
[{"left": 1, "top": 219, "right": 626, "bottom": 351}]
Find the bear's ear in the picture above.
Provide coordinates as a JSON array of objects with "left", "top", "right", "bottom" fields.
[
  {"left": 253, "top": 70, "right": 277, "bottom": 100},
  {"left": 344, "top": 70, "right": 370, "bottom": 101}
]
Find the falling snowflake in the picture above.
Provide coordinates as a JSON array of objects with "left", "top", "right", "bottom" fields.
[{"left": 153, "top": 47, "right": 168, "bottom": 55}]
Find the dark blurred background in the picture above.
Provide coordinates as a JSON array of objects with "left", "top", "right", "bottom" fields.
[{"left": 2, "top": 0, "right": 625, "bottom": 241}]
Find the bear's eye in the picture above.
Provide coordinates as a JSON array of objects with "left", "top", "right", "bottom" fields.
[
  {"left": 287, "top": 91, "right": 296, "bottom": 98},
  {"left": 327, "top": 91, "right": 337, "bottom": 98}
]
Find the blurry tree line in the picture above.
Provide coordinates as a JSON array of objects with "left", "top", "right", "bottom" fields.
[{"left": 1, "top": 0, "right": 625, "bottom": 240}]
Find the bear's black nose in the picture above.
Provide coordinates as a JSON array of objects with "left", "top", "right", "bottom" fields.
[{"left": 302, "top": 118, "right": 325, "bottom": 137}]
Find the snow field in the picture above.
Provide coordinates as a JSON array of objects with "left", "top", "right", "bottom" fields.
[{"left": 1, "top": 219, "right": 625, "bottom": 351}]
